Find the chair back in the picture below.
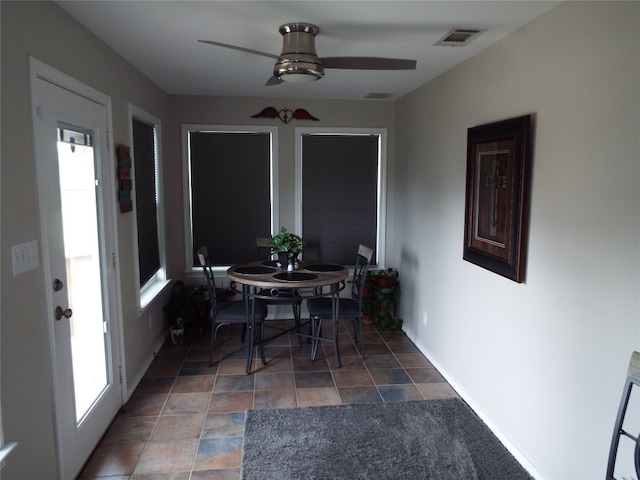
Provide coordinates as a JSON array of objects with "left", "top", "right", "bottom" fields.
[
  {"left": 351, "top": 244, "right": 374, "bottom": 307},
  {"left": 256, "top": 237, "right": 272, "bottom": 260},
  {"left": 607, "top": 351, "right": 640, "bottom": 479},
  {"left": 196, "top": 246, "right": 218, "bottom": 311}
]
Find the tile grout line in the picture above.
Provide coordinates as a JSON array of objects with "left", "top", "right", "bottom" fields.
[{"left": 80, "top": 321, "right": 457, "bottom": 479}]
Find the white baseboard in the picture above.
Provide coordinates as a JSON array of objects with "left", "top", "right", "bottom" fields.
[
  {"left": 403, "top": 329, "right": 547, "bottom": 480},
  {"left": 124, "top": 331, "right": 169, "bottom": 401}
]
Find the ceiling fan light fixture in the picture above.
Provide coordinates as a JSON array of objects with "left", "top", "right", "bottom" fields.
[
  {"left": 278, "top": 71, "right": 321, "bottom": 83},
  {"left": 200, "top": 21, "right": 417, "bottom": 87},
  {"left": 274, "top": 23, "right": 324, "bottom": 83},
  {"left": 274, "top": 58, "right": 324, "bottom": 82}
]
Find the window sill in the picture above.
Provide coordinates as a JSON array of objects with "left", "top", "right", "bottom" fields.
[
  {"left": 186, "top": 268, "right": 233, "bottom": 289},
  {"left": 138, "top": 278, "right": 171, "bottom": 315}
]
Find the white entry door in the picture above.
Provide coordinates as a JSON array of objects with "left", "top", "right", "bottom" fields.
[{"left": 30, "top": 59, "right": 123, "bottom": 480}]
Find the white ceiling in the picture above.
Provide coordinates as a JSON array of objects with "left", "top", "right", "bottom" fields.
[{"left": 56, "top": 1, "right": 561, "bottom": 101}]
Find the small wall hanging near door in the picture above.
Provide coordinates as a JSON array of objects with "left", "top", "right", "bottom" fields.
[{"left": 117, "top": 144, "right": 132, "bottom": 213}]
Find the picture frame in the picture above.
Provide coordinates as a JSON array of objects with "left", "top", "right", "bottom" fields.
[{"left": 463, "top": 115, "right": 532, "bottom": 283}]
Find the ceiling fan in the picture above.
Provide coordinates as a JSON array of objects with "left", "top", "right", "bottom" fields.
[{"left": 199, "top": 23, "right": 417, "bottom": 86}]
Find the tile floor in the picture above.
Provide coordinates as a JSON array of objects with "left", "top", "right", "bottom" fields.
[{"left": 78, "top": 319, "right": 458, "bottom": 480}]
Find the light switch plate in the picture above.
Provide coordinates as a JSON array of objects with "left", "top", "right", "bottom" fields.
[{"left": 12, "top": 240, "right": 39, "bottom": 276}]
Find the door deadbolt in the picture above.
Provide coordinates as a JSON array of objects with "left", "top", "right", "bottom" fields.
[
  {"left": 55, "top": 306, "right": 73, "bottom": 321},
  {"left": 53, "top": 278, "right": 64, "bottom": 292}
]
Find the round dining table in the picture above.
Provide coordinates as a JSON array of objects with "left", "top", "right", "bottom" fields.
[{"left": 227, "top": 260, "right": 349, "bottom": 374}]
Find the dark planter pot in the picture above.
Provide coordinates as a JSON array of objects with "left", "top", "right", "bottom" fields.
[{"left": 278, "top": 251, "right": 298, "bottom": 270}]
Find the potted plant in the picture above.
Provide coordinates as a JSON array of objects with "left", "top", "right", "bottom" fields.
[
  {"left": 268, "top": 227, "right": 304, "bottom": 271},
  {"left": 361, "top": 301, "right": 374, "bottom": 325},
  {"left": 362, "top": 268, "right": 403, "bottom": 334}
]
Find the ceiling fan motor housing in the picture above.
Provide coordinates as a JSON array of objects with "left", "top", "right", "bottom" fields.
[{"left": 274, "top": 23, "right": 324, "bottom": 82}]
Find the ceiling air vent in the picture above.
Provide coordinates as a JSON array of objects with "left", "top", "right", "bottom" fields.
[
  {"left": 435, "top": 28, "right": 484, "bottom": 47},
  {"left": 365, "top": 92, "right": 394, "bottom": 99}
]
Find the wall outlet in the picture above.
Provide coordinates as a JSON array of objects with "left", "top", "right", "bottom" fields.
[
  {"left": 422, "top": 311, "right": 428, "bottom": 326},
  {"left": 12, "top": 240, "right": 39, "bottom": 276}
]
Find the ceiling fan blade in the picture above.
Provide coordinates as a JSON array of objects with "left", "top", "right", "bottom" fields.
[
  {"left": 320, "top": 57, "right": 417, "bottom": 70},
  {"left": 265, "top": 75, "right": 283, "bottom": 86},
  {"left": 198, "top": 40, "right": 279, "bottom": 60}
]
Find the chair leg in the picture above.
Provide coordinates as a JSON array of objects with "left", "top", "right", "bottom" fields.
[
  {"left": 356, "top": 316, "right": 365, "bottom": 361},
  {"left": 311, "top": 317, "right": 322, "bottom": 361},
  {"left": 635, "top": 437, "right": 640, "bottom": 479},
  {"left": 243, "top": 290, "right": 255, "bottom": 374},
  {"left": 607, "top": 379, "right": 634, "bottom": 479},
  {"left": 259, "top": 320, "right": 266, "bottom": 366},
  {"left": 209, "top": 322, "right": 219, "bottom": 367},
  {"left": 333, "top": 316, "right": 342, "bottom": 368},
  {"left": 292, "top": 303, "right": 304, "bottom": 345},
  {"left": 245, "top": 321, "right": 254, "bottom": 375}
]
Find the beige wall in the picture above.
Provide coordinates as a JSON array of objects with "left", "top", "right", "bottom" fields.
[
  {"left": 1, "top": 2, "right": 170, "bottom": 478},
  {"left": 164, "top": 95, "right": 396, "bottom": 282},
  {"left": 0, "top": 3, "right": 396, "bottom": 478},
  {"left": 394, "top": 2, "right": 639, "bottom": 478}
]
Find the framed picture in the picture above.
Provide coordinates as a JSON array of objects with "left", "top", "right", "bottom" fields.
[{"left": 463, "top": 115, "right": 532, "bottom": 283}]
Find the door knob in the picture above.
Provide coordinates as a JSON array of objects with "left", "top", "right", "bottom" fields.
[{"left": 55, "top": 306, "right": 73, "bottom": 321}]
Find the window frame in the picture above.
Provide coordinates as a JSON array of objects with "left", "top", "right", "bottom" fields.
[
  {"left": 129, "top": 105, "right": 168, "bottom": 310},
  {"left": 294, "top": 127, "right": 387, "bottom": 267},
  {"left": 182, "top": 124, "right": 279, "bottom": 274}
]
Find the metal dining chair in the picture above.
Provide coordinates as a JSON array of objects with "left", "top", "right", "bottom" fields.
[
  {"left": 607, "top": 351, "right": 640, "bottom": 479},
  {"left": 196, "top": 246, "right": 268, "bottom": 372},
  {"left": 306, "top": 244, "right": 374, "bottom": 368}
]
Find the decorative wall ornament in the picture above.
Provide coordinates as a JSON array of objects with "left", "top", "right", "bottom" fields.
[
  {"left": 116, "top": 145, "right": 133, "bottom": 213},
  {"left": 251, "top": 107, "right": 319, "bottom": 124}
]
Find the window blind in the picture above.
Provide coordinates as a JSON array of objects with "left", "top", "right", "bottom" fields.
[
  {"left": 132, "top": 118, "right": 160, "bottom": 285},
  {"left": 301, "top": 134, "right": 378, "bottom": 265},
  {"left": 189, "top": 131, "right": 271, "bottom": 266}
]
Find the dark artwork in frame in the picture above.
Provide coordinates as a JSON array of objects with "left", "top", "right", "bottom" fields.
[{"left": 463, "top": 115, "right": 533, "bottom": 283}]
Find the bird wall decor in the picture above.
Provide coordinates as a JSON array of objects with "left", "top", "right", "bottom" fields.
[{"left": 251, "top": 107, "right": 320, "bottom": 124}]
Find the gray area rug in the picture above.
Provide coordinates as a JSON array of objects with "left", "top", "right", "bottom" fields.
[{"left": 241, "top": 399, "right": 533, "bottom": 479}]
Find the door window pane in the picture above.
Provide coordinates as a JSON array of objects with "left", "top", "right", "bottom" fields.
[{"left": 57, "top": 127, "right": 107, "bottom": 423}]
